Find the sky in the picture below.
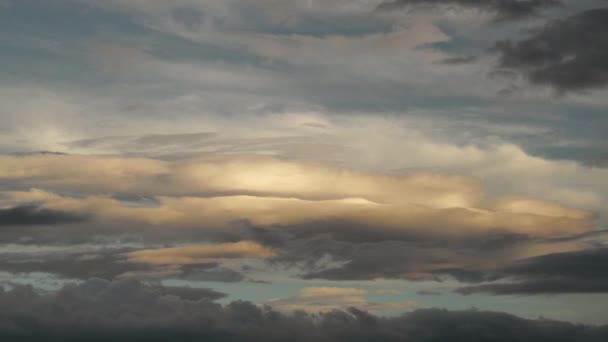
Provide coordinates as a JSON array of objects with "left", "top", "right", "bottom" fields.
[{"left": 0, "top": 0, "right": 608, "bottom": 340}]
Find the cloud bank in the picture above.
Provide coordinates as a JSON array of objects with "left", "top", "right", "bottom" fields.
[{"left": 1, "top": 279, "right": 608, "bottom": 341}]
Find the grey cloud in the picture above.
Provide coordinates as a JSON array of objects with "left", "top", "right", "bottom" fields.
[
  {"left": 456, "top": 278, "right": 608, "bottom": 295},
  {"left": 67, "top": 132, "right": 217, "bottom": 155},
  {"left": 0, "top": 205, "right": 89, "bottom": 226},
  {"left": 267, "top": 228, "right": 528, "bottom": 281},
  {"left": 180, "top": 263, "right": 246, "bottom": 283},
  {"left": 147, "top": 283, "right": 227, "bottom": 301},
  {"left": 0, "top": 248, "right": 245, "bottom": 282},
  {"left": 456, "top": 248, "right": 608, "bottom": 295},
  {"left": 0, "top": 248, "right": 148, "bottom": 280},
  {"left": 256, "top": 220, "right": 529, "bottom": 246},
  {"left": 378, "top": 0, "right": 561, "bottom": 21},
  {"left": 300, "top": 241, "right": 440, "bottom": 281},
  {"left": 292, "top": 238, "right": 490, "bottom": 282},
  {"left": 0, "top": 280, "right": 607, "bottom": 341},
  {"left": 439, "top": 55, "right": 478, "bottom": 65},
  {"left": 416, "top": 290, "right": 443, "bottom": 295},
  {"left": 261, "top": 226, "right": 608, "bottom": 293},
  {"left": 494, "top": 7, "right": 608, "bottom": 92},
  {"left": 583, "top": 151, "right": 608, "bottom": 168}
]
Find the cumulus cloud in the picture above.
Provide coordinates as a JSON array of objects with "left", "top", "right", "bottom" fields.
[
  {"left": 494, "top": 7, "right": 608, "bottom": 92},
  {"left": 0, "top": 279, "right": 607, "bottom": 341}
]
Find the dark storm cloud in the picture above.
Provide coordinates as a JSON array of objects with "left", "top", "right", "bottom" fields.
[
  {"left": 457, "top": 248, "right": 608, "bottom": 295},
  {"left": 494, "top": 7, "right": 608, "bottom": 92},
  {"left": 377, "top": 0, "right": 561, "bottom": 21},
  {"left": 0, "top": 205, "right": 88, "bottom": 226},
  {"left": 1, "top": 280, "right": 607, "bottom": 341}
]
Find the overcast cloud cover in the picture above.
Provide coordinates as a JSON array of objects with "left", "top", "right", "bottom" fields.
[{"left": 0, "top": 0, "right": 607, "bottom": 340}]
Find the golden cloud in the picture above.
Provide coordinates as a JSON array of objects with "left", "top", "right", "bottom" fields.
[
  {"left": 265, "top": 287, "right": 414, "bottom": 313},
  {"left": 126, "top": 241, "right": 276, "bottom": 266},
  {"left": 1, "top": 155, "right": 595, "bottom": 238}
]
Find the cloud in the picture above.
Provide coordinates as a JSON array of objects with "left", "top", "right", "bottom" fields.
[
  {"left": 270, "top": 226, "right": 589, "bottom": 282},
  {"left": 239, "top": 22, "right": 449, "bottom": 65},
  {"left": 377, "top": 0, "right": 561, "bottom": 21},
  {"left": 68, "top": 132, "right": 217, "bottom": 155},
  {"left": 0, "top": 279, "right": 607, "bottom": 341},
  {"left": 416, "top": 289, "right": 443, "bottom": 295},
  {"left": 0, "top": 153, "right": 601, "bottom": 284},
  {"left": 456, "top": 248, "right": 608, "bottom": 294},
  {"left": 2, "top": 155, "right": 596, "bottom": 239},
  {"left": 0, "top": 243, "right": 255, "bottom": 282},
  {"left": 0, "top": 205, "right": 88, "bottom": 226},
  {"left": 494, "top": 7, "right": 608, "bottom": 92},
  {"left": 179, "top": 263, "right": 246, "bottom": 282},
  {"left": 126, "top": 241, "right": 276, "bottom": 265},
  {"left": 6, "top": 189, "right": 593, "bottom": 240},
  {"left": 265, "top": 286, "right": 414, "bottom": 313},
  {"left": 439, "top": 55, "right": 478, "bottom": 65},
  {"left": 0, "top": 155, "right": 482, "bottom": 205},
  {"left": 297, "top": 239, "right": 485, "bottom": 281},
  {"left": 0, "top": 247, "right": 149, "bottom": 280}
]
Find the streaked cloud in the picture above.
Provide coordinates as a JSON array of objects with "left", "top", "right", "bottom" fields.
[
  {"left": 265, "top": 286, "right": 414, "bottom": 313},
  {"left": 378, "top": 0, "right": 561, "bottom": 21},
  {"left": 126, "top": 241, "right": 275, "bottom": 265}
]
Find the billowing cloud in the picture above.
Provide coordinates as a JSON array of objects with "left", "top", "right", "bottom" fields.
[
  {"left": 494, "top": 7, "right": 608, "bottom": 92},
  {"left": 0, "top": 279, "right": 607, "bottom": 341}
]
